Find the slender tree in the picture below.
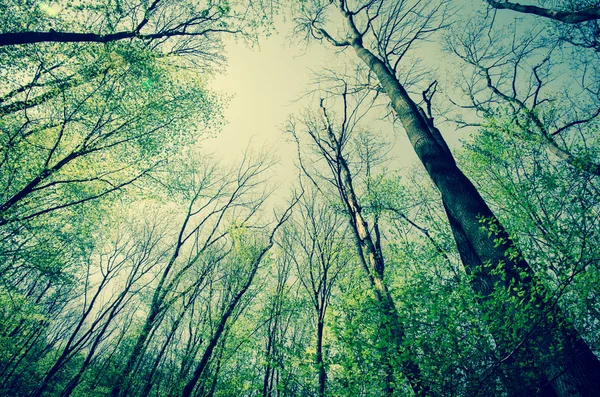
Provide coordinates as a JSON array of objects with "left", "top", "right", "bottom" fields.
[
  {"left": 289, "top": 89, "right": 430, "bottom": 396},
  {"left": 281, "top": 188, "right": 349, "bottom": 397},
  {"left": 180, "top": 193, "right": 301, "bottom": 397},
  {"left": 110, "top": 153, "right": 274, "bottom": 397}
]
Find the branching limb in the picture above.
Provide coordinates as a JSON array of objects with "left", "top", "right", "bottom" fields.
[{"left": 486, "top": 1, "right": 600, "bottom": 23}]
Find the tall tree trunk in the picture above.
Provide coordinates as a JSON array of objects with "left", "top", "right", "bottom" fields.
[
  {"left": 316, "top": 318, "right": 326, "bottom": 397},
  {"left": 349, "top": 36, "right": 600, "bottom": 396},
  {"left": 205, "top": 341, "right": 225, "bottom": 397},
  {"left": 109, "top": 306, "right": 161, "bottom": 397},
  {"left": 110, "top": 204, "right": 193, "bottom": 397},
  {"left": 138, "top": 311, "right": 187, "bottom": 397},
  {"left": 262, "top": 317, "right": 277, "bottom": 397}
]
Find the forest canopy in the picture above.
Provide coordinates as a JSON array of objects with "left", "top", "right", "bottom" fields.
[{"left": 1, "top": 0, "right": 599, "bottom": 396}]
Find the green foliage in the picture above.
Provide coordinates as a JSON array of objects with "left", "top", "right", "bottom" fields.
[
  {"left": 1, "top": 1, "right": 600, "bottom": 396},
  {"left": 461, "top": 110, "right": 600, "bottom": 366}
]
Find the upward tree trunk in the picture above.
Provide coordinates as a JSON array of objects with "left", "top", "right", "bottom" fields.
[
  {"left": 349, "top": 38, "right": 600, "bottom": 396},
  {"left": 316, "top": 319, "right": 326, "bottom": 397},
  {"left": 262, "top": 317, "right": 277, "bottom": 397}
]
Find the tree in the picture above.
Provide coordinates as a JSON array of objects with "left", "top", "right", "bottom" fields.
[
  {"left": 3, "top": 1, "right": 600, "bottom": 396},
  {"left": 297, "top": 0, "right": 600, "bottom": 394},
  {"left": 0, "top": 42, "right": 221, "bottom": 227},
  {"left": 281, "top": 187, "right": 350, "bottom": 397},
  {"left": 31, "top": 218, "right": 169, "bottom": 397},
  {"left": 461, "top": 113, "right": 600, "bottom": 356},
  {"left": 109, "top": 152, "right": 275, "bottom": 397},
  {"left": 482, "top": 0, "right": 600, "bottom": 58},
  {"left": 0, "top": 201, "right": 173, "bottom": 396},
  {"left": 447, "top": 14, "right": 600, "bottom": 177},
  {"left": 180, "top": 199, "right": 297, "bottom": 397},
  {"left": 289, "top": 89, "right": 431, "bottom": 396},
  {"left": 257, "top": 245, "right": 302, "bottom": 397}
]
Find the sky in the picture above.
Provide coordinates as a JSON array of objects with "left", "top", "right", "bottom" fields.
[
  {"left": 202, "top": 27, "right": 422, "bottom": 195},
  {"left": 204, "top": 33, "right": 331, "bottom": 163}
]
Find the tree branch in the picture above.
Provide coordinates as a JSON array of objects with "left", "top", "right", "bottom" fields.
[
  {"left": 0, "top": 26, "right": 236, "bottom": 47},
  {"left": 486, "top": 1, "right": 600, "bottom": 24}
]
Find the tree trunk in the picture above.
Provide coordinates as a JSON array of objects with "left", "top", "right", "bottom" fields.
[
  {"left": 262, "top": 317, "right": 277, "bottom": 397},
  {"left": 313, "top": 104, "right": 430, "bottom": 396},
  {"left": 316, "top": 319, "right": 326, "bottom": 397},
  {"left": 109, "top": 307, "right": 160, "bottom": 397},
  {"left": 349, "top": 39, "right": 600, "bottom": 396}
]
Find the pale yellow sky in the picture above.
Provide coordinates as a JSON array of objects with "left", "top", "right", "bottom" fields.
[
  {"left": 199, "top": 16, "right": 474, "bottom": 196},
  {"left": 204, "top": 31, "right": 334, "bottom": 164},
  {"left": 202, "top": 29, "right": 421, "bottom": 186}
]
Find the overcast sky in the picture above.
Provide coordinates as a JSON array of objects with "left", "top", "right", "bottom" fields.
[{"left": 202, "top": 27, "right": 423, "bottom": 191}]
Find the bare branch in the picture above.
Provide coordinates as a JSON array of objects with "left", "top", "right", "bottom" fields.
[{"left": 485, "top": 1, "right": 600, "bottom": 24}]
